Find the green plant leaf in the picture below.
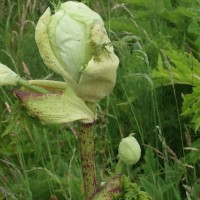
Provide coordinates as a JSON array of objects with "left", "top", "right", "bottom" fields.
[
  {"left": 182, "top": 86, "right": 200, "bottom": 131},
  {"left": 152, "top": 50, "right": 200, "bottom": 87},
  {"left": 184, "top": 138, "right": 200, "bottom": 164},
  {"left": 152, "top": 50, "right": 200, "bottom": 131}
]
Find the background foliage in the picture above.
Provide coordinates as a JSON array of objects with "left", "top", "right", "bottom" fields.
[{"left": 1, "top": 0, "right": 200, "bottom": 199}]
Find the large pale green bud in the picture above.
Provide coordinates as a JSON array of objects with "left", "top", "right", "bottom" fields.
[
  {"left": 35, "top": 1, "right": 119, "bottom": 103},
  {"left": 0, "top": 63, "right": 20, "bottom": 86},
  {"left": 118, "top": 135, "right": 141, "bottom": 166}
]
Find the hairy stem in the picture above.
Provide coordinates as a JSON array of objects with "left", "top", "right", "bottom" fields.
[{"left": 79, "top": 122, "right": 98, "bottom": 200}]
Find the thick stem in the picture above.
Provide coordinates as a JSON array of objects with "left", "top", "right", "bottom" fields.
[{"left": 79, "top": 122, "right": 98, "bottom": 200}]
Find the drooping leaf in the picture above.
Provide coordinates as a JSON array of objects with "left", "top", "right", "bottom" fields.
[{"left": 14, "top": 86, "right": 95, "bottom": 124}]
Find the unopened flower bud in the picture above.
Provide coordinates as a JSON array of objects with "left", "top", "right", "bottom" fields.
[
  {"left": 118, "top": 135, "right": 141, "bottom": 165},
  {"left": 35, "top": 1, "right": 119, "bottom": 103}
]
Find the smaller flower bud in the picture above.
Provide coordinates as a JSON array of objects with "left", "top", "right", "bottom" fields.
[
  {"left": 0, "top": 63, "right": 20, "bottom": 86},
  {"left": 118, "top": 135, "right": 141, "bottom": 165}
]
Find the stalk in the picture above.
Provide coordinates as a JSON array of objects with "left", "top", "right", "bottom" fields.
[
  {"left": 79, "top": 103, "right": 98, "bottom": 199},
  {"left": 17, "top": 78, "right": 49, "bottom": 94}
]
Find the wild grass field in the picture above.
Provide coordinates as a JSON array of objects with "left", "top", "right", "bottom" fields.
[{"left": 0, "top": 0, "right": 200, "bottom": 199}]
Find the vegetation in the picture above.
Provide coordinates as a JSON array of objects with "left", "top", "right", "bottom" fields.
[{"left": 1, "top": 0, "right": 200, "bottom": 199}]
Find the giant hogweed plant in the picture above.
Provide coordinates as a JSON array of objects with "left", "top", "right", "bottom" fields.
[{"left": 0, "top": 1, "right": 151, "bottom": 200}]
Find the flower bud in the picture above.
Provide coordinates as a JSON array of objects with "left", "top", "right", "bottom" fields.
[
  {"left": 35, "top": 1, "right": 119, "bottom": 103},
  {"left": 118, "top": 135, "right": 141, "bottom": 165},
  {"left": 0, "top": 63, "right": 20, "bottom": 86}
]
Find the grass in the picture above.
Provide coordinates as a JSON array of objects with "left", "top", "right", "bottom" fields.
[{"left": 1, "top": 0, "right": 200, "bottom": 199}]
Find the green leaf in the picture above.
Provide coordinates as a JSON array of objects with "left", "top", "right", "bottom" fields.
[
  {"left": 182, "top": 86, "right": 200, "bottom": 131},
  {"left": 152, "top": 50, "right": 200, "bottom": 87},
  {"left": 184, "top": 138, "right": 200, "bottom": 164},
  {"left": 152, "top": 50, "right": 200, "bottom": 131}
]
